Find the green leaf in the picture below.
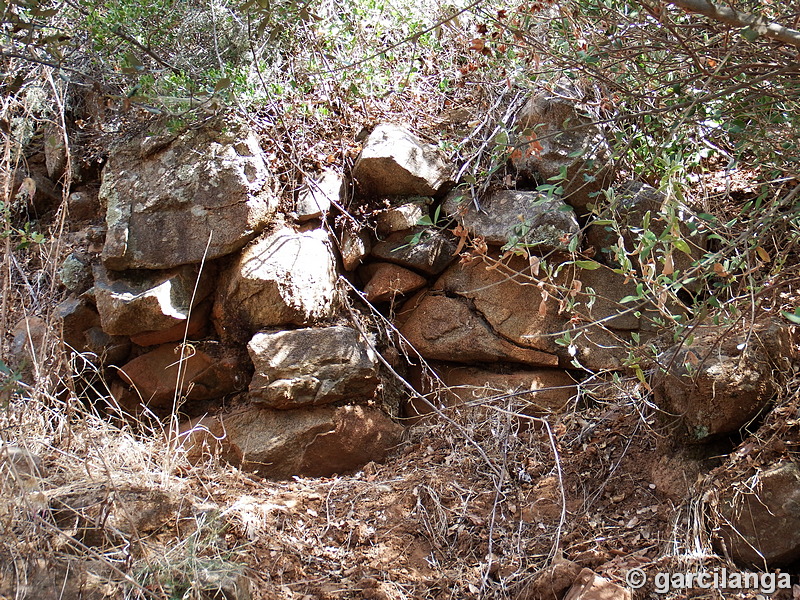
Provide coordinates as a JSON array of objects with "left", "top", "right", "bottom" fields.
[
  {"left": 782, "top": 309, "right": 800, "bottom": 324},
  {"left": 673, "top": 238, "right": 692, "bottom": 256},
  {"left": 568, "top": 235, "right": 579, "bottom": 252},
  {"left": 742, "top": 27, "right": 759, "bottom": 42},
  {"left": 574, "top": 260, "right": 601, "bottom": 270},
  {"left": 619, "top": 295, "right": 639, "bottom": 304}
]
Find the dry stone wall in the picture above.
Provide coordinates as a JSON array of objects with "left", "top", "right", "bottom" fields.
[{"left": 42, "top": 81, "right": 798, "bottom": 532}]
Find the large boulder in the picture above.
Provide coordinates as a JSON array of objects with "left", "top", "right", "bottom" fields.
[
  {"left": 442, "top": 189, "right": 580, "bottom": 251},
  {"left": 353, "top": 124, "right": 452, "bottom": 196},
  {"left": 214, "top": 227, "right": 338, "bottom": 340},
  {"left": 100, "top": 119, "right": 278, "bottom": 270},
  {"left": 178, "top": 404, "right": 403, "bottom": 479},
  {"left": 513, "top": 80, "right": 612, "bottom": 215},
  {"left": 248, "top": 327, "right": 379, "bottom": 409},
  {"left": 93, "top": 262, "right": 213, "bottom": 337},
  {"left": 712, "top": 461, "right": 800, "bottom": 567},
  {"left": 652, "top": 320, "right": 794, "bottom": 442},
  {"left": 400, "top": 255, "right": 653, "bottom": 370}
]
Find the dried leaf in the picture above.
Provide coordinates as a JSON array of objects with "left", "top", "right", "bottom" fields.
[
  {"left": 529, "top": 255, "right": 540, "bottom": 276},
  {"left": 662, "top": 252, "right": 674, "bottom": 276},
  {"left": 756, "top": 246, "right": 771, "bottom": 262},
  {"left": 713, "top": 262, "right": 730, "bottom": 277},
  {"left": 469, "top": 38, "right": 485, "bottom": 52}
]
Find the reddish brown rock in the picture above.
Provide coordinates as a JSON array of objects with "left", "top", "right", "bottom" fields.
[
  {"left": 563, "top": 568, "right": 631, "bottom": 600},
  {"left": 712, "top": 461, "right": 800, "bottom": 567},
  {"left": 404, "top": 363, "right": 576, "bottom": 422},
  {"left": 363, "top": 263, "right": 427, "bottom": 303},
  {"left": 399, "top": 293, "right": 559, "bottom": 367},
  {"left": 653, "top": 319, "right": 795, "bottom": 441},
  {"left": 178, "top": 404, "right": 402, "bottom": 479},
  {"left": 115, "top": 343, "right": 246, "bottom": 410},
  {"left": 399, "top": 256, "right": 649, "bottom": 370}
]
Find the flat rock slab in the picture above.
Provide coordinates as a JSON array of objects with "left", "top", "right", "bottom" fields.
[
  {"left": 248, "top": 326, "right": 379, "bottom": 409},
  {"left": 214, "top": 227, "right": 338, "bottom": 340},
  {"left": 101, "top": 119, "right": 278, "bottom": 270},
  {"left": 371, "top": 228, "right": 457, "bottom": 275},
  {"left": 179, "top": 404, "right": 403, "bottom": 479},
  {"left": 93, "top": 262, "right": 213, "bottom": 337},
  {"left": 353, "top": 123, "right": 452, "bottom": 196},
  {"left": 398, "top": 293, "right": 559, "bottom": 367},
  {"left": 443, "top": 189, "right": 579, "bottom": 250}
]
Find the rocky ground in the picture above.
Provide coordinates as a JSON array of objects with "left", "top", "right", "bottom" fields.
[{"left": 2, "top": 66, "right": 800, "bottom": 600}]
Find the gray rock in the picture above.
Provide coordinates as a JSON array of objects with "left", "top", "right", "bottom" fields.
[
  {"left": 374, "top": 200, "right": 425, "bottom": 235},
  {"left": 586, "top": 181, "right": 706, "bottom": 289},
  {"left": 353, "top": 124, "right": 452, "bottom": 196},
  {"left": 442, "top": 189, "right": 579, "bottom": 250},
  {"left": 339, "top": 225, "right": 371, "bottom": 271},
  {"left": 513, "top": 79, "right": 612, "bottom": 215},
  {"left": 100, "top": 119, "right": 278, "bottom": 270},
  {"left": 248, "top": 326, "right": 379, "bottom": 408},
  {"left": 93, "top": 262, "right": 213, "bottom": 337},
  {"left": 58, "top": 252, "right": 93, "bottom": 293},
  {"left": 371, "top": 228, "right": 457, "bottom": 275},
  {"left": 214, "top": 227, "right": 338, "bottom": 340},
  {"left": 296, "top": 168, "right": 341, "bottom": 221}
]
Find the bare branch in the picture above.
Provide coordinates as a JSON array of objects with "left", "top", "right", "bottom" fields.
[{"left": 665, "top": 0, "right": 800, "bottom": 49}]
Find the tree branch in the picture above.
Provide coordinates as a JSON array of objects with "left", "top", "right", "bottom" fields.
[{"left": 665, "top": 0, "right": 800, "bottom": 49}]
